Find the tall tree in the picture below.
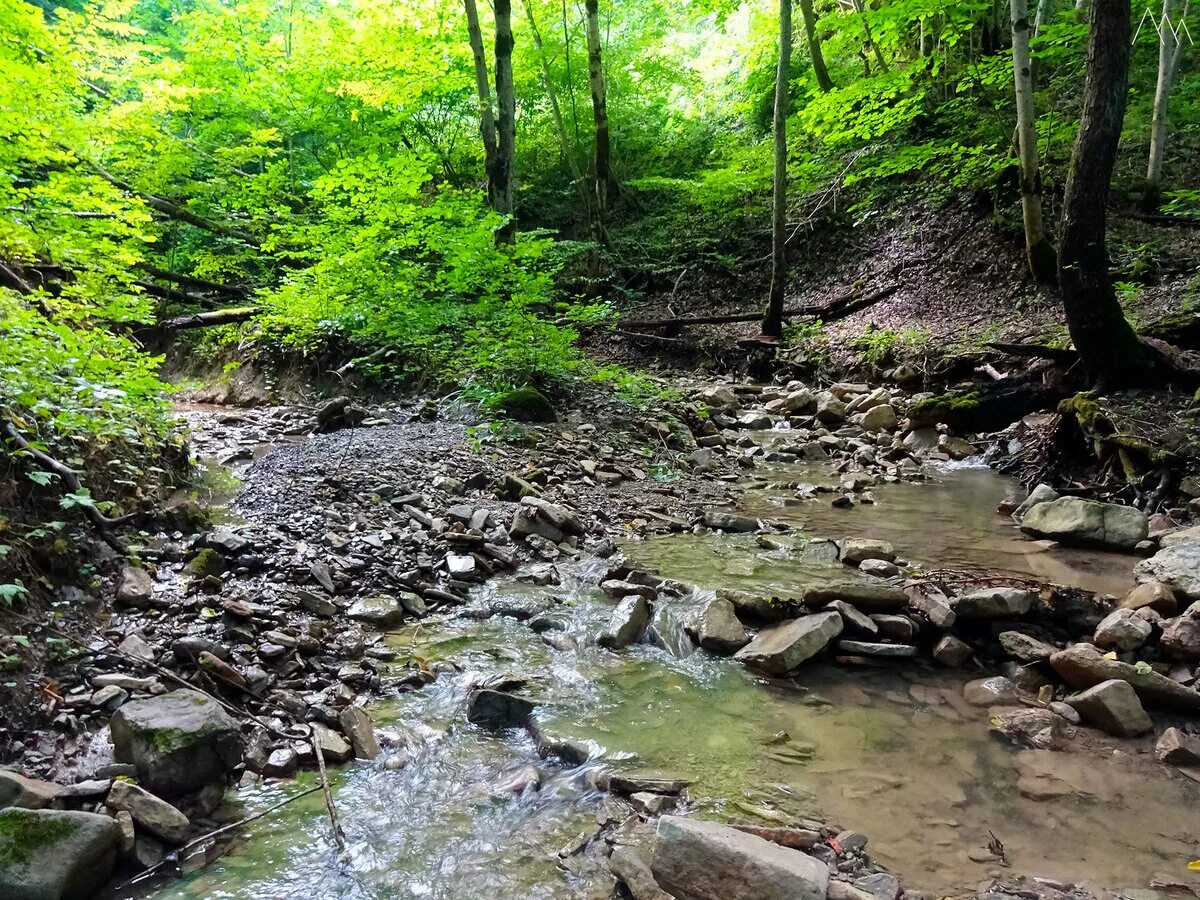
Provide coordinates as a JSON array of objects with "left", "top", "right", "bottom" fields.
[
  {"left": 762, "top": 0, "right": 792, "bottom": 340},
  {"left": 584, "top": 0, "right": 611, "bottom": 253},
  {"left": 523, "top": 0, "right": 586, "bottom": 195},
  {"left": 798, "top": 0, "right": 834, "bottom": 91},
  {"left": 1058, "top": 0, "right": 1151, "bottom": 385},
  {"left": 1010, "top": 0, "right": 1057, "bottom": 282},
  {"left": 464, "top": 0, "right": 515, "bottom": 242},
  {"left": 1143, "top": 0, "right": 1189, "bottom": 210},
  {"left": 494, "top": 0, "right": 516, "bottom": 243}
]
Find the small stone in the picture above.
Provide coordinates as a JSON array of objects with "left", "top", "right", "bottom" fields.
[
  {"left": 338, "top": 706, "right": 381, "bottom": 760},
  {"left": 1156, "top": 727, "right": 1200, "bottom": 765},
  {"left": 467, "top": 689, "right": 536, "bottom": 730},
  {"left": 954, "top": 587, "right": 1034, "bottom": 618},
  {"left": 1120, "top": 581, "right": 1178, "bottom": 616},
  {"left": 964, "top": 676, "right": 1020, "bottom": 706},
  {"left": 688, "top": 597, "right": 751, "bottom": 654},
  {"left": 311, "top": 723, "right": 353, "bottom": 764},
  {"left": 106, "top": 780, "right": 190, "bottom": 844},
  {"left": 998, "top": 630, "right": 1057, "bottom": 662},
  {"left": 859, "top": 558, "right": 899, "bottom": 578},
  {"left": 115, "top": 565, "right": 154, "bottom": 607},
  {"left": 840, "top": 538, "right": 896, "bottom": 566},
  {"left": 598, "top": 595, "right": 652, "bottom": 650},
  {"left": 933, "top": 634, "right": 972, "bottom": 666},
  {"left": 346, "top": 595, "right": 404, "bottom": 629},
  {"left": 1093, "top": 608, "right": 1152, "bottom": 651}
]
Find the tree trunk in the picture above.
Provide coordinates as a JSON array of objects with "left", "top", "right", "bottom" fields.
[
  {"left": 464, "top": 0, "right": 500, "bottom": 210},
  {"left": 1010, "top": 0, "right": 1057, "bottom": 282},
  {"left": 584, "top": 0, "right": 611, "bottom": 283},
  {"left": 1058, "top": 0, "right": 1152, "bottom": 386},
  {"left": 798, "top": 0, "right": 834, "bottom": 91},
  {"left": 494, "top": 0, "right": 516, "bottom": 243},
  {"left": 762, "top": 0, "right": 792, "bottom": 340},
  {"left": 523, "top": 0, "right": 587, "bottom": 196},
  {"left": 850, "top": 0, "right": 889, "bottom": 73},
  {"left": 1143, "top": 0, "right": 1187, "bottom": 210}
]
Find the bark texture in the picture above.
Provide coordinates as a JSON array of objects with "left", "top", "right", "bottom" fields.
[
  {"left": 494, "top": 0, "right": 516, "bottom": 243},
  {"left": 584, "top": 0, "right": 611, "bottom": 249},
  {"left": 1010, "top": 0, "right": 1057, "bottom": 282},
  {"left": 1143, "top": 0, "right": 1187, "bottom": 209},
  {"left": 798, "top": 0, "right": 834, "bottom": 91},
  {"left": 1058, "top": 0, "right": 1152, "bottom": 386},
  {"left": 763, "top": 0, "right": 792, "bottom": 339}
]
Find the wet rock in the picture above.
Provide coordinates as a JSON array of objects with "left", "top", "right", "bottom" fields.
[
  {"left": 262, "top": 747, "right": 298, "bottom": 778},
  {"left": 1065, "top": 679, "right": 1152, "bottom": 737},
  {"left": 870, "top": 614, "right": 916, "bottom": 643},
  {"left": 853, "top": 872, "right": 901, "bottom": 900},
  {"left": 110, "top": 689, "right": 242, "bottom": 796},
  {"left": 1050, "top": 643, "right": 1200, "bottom": 711},
  {"left": 1156, "top": 727, "right": 1200, "bottom": 765},
  {"left": 905, "top": 586, "right": 956, "bottom": 628},
  {"left": 338, "top": 706, "right": 381, "bottom": 760},
  {"left": 651, "top": 815, "right": 829, "bottom": 900},
  {"left": 493, "top": 765, "right": 543, "bottom": 795},
  {"left": 937, "top": 434, "right": 978, "bottom": 460},
  {"left": 310, "top": 722, "right": 353, "bottom": 764},
  {"left": 816, "top": 395, "right": 846, "bottom": 425},
  {"left": 467, "top": 689, "right": 536, "bottom": 730},
  {"left": 829, "top": 601, "right": 878, "bottom": 637},
  {"left": 598, "top": 595, "right": 652, "bottom": 650},
  {"left": 837, "top": 640, "right": 917, "bottom": 658},
  {"left": 933, "top": 634, "right": 972, "bottom": 666},
  {"left": 509, "top": 507, "right": 564, "bottom": 543},
  {"left": 1161, "top": 602, "right": 1200, "bottom": 660},
  {"left": 858, "top": 558, "right": 899, "bottom": 578},
  {"left": 0, "top": 771, "right": 62, "bottom": 810},
  {"left": 601, "top": 579, "right": 657, "bottom": 601},
  {"left": 521, "top": 496, "right": 583, "bottom": 536},
  {"left": 734, "top": 611, "right": 843, "bottom": 675},
  {"left": 998, "top": 631, "right": 1057, "bottom": 663},
  {"left": 839, "top": 538, "right": 895, "bottom": 566},
  {"left": 718, "top": 588, "right": 789, "bottom": 623},
  {"left": 696, "top": 385, "right": 737, "bottom": 410},
  {"left": 1021, "top": 497, "right": 1148, "bottom": 550},
  {"left": 1014, "top": 483, "right": 1059, "bottom": 520},
  {"left": 733, "top": 825, "right": 821, "bottom": 851},
  {"left": 0, "top": 808, "right": 121, "bottom": 900},
  {"left": 953, "top": 587, "right": 1034, "bottom": 619},
  {"left": 989, "top": 708, "right": 1072, "bottom": 750},
  {"left": 106, "top": 780, "right": 190, "bottom": 845},
  {"left": 115, "top": 565, "right": 154, "bottom": 607},
  {"left": 610, "top": 845, "right": 674, "bottom": 900},
  {"left": 964, "top": 676, "right": 1020, "bottom": 706},
  {"left": 702, "top": 510, "right": 760, "bottom": 533},
  {"left": 804, "top": 581, "right": 908, "bottom": 612},
  {"left": 687, "top": 597, "right": 751, "bottom": 654},
  {"left": 631, "top": 791, "right": 677, "bottom": 815},
  {"left": 1120, "top": 580, "right": 1178, "bottom": 616},
  {"left": 346, "top": 595, "right": 404, "bottom": 629},
  {"left": 1093, "top": 608, "right": 1152, "bottom": 651},
  {"left": 1135, "top": 542, "right": 1200, "bottom": 602}
]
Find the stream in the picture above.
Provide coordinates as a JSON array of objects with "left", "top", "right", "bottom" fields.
[{"left": 136, "top": 432, "right": 1199, "bottom": 900}]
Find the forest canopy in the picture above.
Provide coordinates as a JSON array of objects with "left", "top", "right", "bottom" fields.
[{"left": 1, "top": 0, "right": 1196, "bottom": 511}]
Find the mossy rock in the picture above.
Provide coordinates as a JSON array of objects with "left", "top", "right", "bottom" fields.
[
  {"left": 908, "top": 382, "right": 1052, "bottom": 433},
  {"left": 0, "top": 808, "right": 120, "bottom": 900},
  {"left": 185, "top": 547, "right": 225, "bottom": 578},
  {"left": 490, "top": 387, "right": 557, "bottom": 423},
  {"left": 109, "top": 689, "right": 242, "bottom": 796}
]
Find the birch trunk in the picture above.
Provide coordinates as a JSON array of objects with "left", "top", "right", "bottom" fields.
[
  {"left": 1058, "top": 0, "right": 1152, "bottom": 386},
  {"left": 798, "top": 0, "right": 834, "bottom": 91},
  {"left": 1143, "top": 0, "right": 1186, "bottom": 209},
  {"left": 763, "top": 0, "right": 792, "bottom": 340},
  {"left": 1010, "top": 0, "right": 1057, "bottom": 281},
  {"left": 494, "top": 0, "right": 516, "bottom": 243}
]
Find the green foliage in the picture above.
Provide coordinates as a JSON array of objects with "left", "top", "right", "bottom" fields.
[{"left": 849, "top": 324, "right": 928, "bottom": 366}]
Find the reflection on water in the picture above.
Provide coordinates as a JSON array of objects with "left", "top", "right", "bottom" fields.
[{"left": 738, "top": 461, "right": 1135, "bottom": 596}]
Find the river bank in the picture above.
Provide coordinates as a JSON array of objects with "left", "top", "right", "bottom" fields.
[{"left": 4, "top": 375, "right": 1200, "bottom": 900}]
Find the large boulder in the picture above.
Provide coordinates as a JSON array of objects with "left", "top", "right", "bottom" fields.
[
  {"left": 1135, "top": 543, "right": 1200, "bottom": 602},
  {"left": 109, "top": 689, "right": 242, "bottom": 796},
  {"left": 0, "top": 808, "right": 121, "bottom": 900},
  {"left": 651, "top": 815, "right": 828, "bottom": 900},
  {"left": 1049, "top": 644, "right": 1200, "bottom": 712},
  {"left": 1013, "top": 484, "right": 1059, "bottom": 521},
  {"left": 1065, "top": 679, "right": 1153, "bottom": 737},
  {"left": 1020, "top": 497, "right": 1148, "bottom": 551},
  {"left": 734, "top": 611, "right": 843, "bottom": 676}
]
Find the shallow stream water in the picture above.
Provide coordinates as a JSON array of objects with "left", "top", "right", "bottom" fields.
[{"left": 137, "top": 450, "right": 1200, "bottom": 900}]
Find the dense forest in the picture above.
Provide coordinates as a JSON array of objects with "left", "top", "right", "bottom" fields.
[{"left": 0, "top": 0, "right": 1198, "bottom": 575}]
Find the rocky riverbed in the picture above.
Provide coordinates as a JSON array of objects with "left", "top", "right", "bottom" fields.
[{"left": 4, "top": 378, "right": 1200, "bottom": 900}]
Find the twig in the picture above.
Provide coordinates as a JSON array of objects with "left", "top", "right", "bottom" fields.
[
  {"left": 310, "top": 727, "right": 348, "bottom": 853},
  {"left": 119, "top": 785, "right": 322, "bottom": 888}
]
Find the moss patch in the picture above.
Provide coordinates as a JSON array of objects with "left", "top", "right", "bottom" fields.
[
  {"left": 0, "top": 809, "right": 77, "bottom": 868},
  {"left": 185, "top": 547, "right": 224, "bottom": 578},
  {"left": 489, "top": 387, "right": 556, "bottom": 423}
]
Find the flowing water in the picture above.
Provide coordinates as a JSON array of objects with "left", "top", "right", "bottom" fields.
[{"left": 137, "top": 456, "right": 1200, "bottom": 900}]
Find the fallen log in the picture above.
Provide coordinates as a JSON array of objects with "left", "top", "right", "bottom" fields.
[
  {"left": 139, "top": 264, "right": 249, "bottom": 296},
  {"left": 156, "top": 306, "right": 260, "bottom": 330},
  {"left": 620, "top": 283, "right": 900, "bottom": 330}
]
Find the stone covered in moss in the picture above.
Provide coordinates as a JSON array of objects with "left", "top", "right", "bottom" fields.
[
  {"left": 185, "top": 547, "right": 225, "bottom": 579},
  {"left": 0, "top": 808, "right": 120, "bottom": 900},
  {"left": 109, "top": 689, "right": 242, "bottom": 796},
  {"left": 490, "top": 387, "right": 556, "bottom": 423}
]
